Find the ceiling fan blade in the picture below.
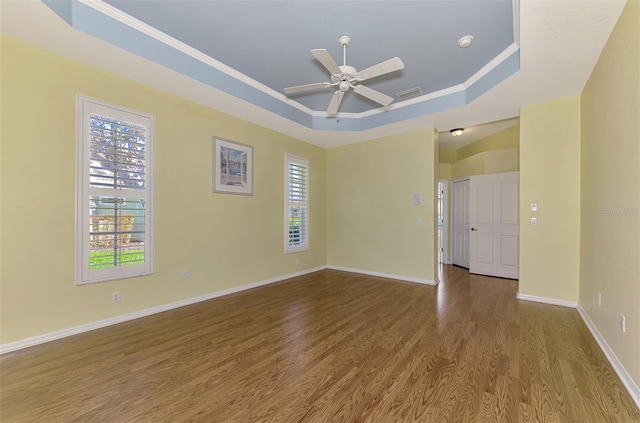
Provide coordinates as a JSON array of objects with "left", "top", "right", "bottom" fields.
[
  {"left": 311, "top": 49, "right": 341, "bottom": 75},
  {"left": 356, "top": 57, "right": 405, "bottom": 82},
  {"left": 326, "top": 90, "right": 344, "bottom": 116},
  {"left": 284, "top": 82, "right": 331, "bottom": 94},
  {"left": 353, "top": 85, "right": 394, "bottom": 106}
]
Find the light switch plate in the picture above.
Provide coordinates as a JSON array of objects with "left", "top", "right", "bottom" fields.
[
  {"left": 413, "top": 193, "right": 422, "bottom": 205},
  {"left": 530, "top": 217, "right": 537, "bottom": 226},
  {"left": 530, "top": 203, "right": 538, "bottom": 212}
]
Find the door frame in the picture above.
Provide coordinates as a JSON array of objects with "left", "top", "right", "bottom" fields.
[{"left": 437, "top": 180, "right": 450, "bottom": 264}]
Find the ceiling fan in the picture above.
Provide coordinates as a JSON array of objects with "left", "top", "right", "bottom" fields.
[{"left": 284, "top": 35, "right": 405, "bottom": 116}]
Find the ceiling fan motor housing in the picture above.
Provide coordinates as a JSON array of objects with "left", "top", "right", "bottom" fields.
[{"left": 331, "top": 65, "right": 358, "bottom": 88}]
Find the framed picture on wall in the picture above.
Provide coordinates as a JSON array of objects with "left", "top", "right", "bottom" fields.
[{"left": 213, "top": 137, "right": 253, "bottom": 195}]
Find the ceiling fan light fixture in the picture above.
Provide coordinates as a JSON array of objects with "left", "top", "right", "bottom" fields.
[
  {"left": 450, "top": 128, "right": 464, "bottom": 137},
  {"left": 458, "top": 35, "right": 474, "bottom": 48}
]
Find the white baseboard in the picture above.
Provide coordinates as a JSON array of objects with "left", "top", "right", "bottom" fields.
[
  {"left": 327, "top": 265, "right": 437, "bottom": 286},
  {"left": 577, "top": 305, "right": 640, "bottom": 409},
  {"left": 516, "top": 292, "right": 578, "bottom": 308},
  {"left": 517, "top": 294, "right": 640, "bottom": 408},
  {"left": 0, "top": 266, "right": 327, "bottom": 355}
]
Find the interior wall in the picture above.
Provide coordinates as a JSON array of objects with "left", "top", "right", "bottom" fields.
[
  {"left": 439, "top": 149, "right": 457, "bottom": 164},
  {"left": 484, "top": 148, "right": 519, "bottom": 174},
  {"left": 327, "top": 129, "right": 438, "bottom": 282},
  {"left": 580, "top": 0, "right": 640, "bottom": 389},
  {"left": 519, "top": 96, "right": 581, "bottom": 302},
  {"left": 456, "top": 124, "right": 519, "bottom": 160},
  {"left": 438, "top": 164, "right": 451, "bottom": 181},
  {"left": 0, "top": 37, "right": 327, "bottom": 344},
  {"left": 451, "top": 154, "right": 486, "bottom": 181},
  {"left": 444, "top": 125, "right": 520, "bottom": 181}
]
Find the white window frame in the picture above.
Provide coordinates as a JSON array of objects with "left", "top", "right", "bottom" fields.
[
  {"left": 284, "top": 153, "right": 309, "bottom": 253},
  {"left": 75, "top": 95, "right": 155, "bottom": 285}
]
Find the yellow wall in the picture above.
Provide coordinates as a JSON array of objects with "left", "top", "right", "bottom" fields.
[
  {"left": 451, "top": 153, "right": 486, "bottom": 181},
  {"left": 327, "top": 129, "right": 438, "bottom": 281},
  {"left": 456, "top": 124, "right": 519, "bottom": 161},
  {"left": 438, "top": 163, "right": 451, "bottom": 181},
  {"left": 485, "top": 148, "right": 519, "bottom": 174},
  {"left": 441, "top": 125, "right": 520, "bottom": 181},
  {"left": 580, "top": 0, "right": 640, "bottom": 387},
  {"left": 519, "top": 97, "right": 581, "bottom": 302},
  {"left": 0, "top": 37, "right": 327, "bottom": 344},
  {"left": 439, "top": 149, "right": 457, "bottom": 164}
]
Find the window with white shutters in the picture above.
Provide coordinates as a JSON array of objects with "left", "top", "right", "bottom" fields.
[
  {"left": 76, "top": 96, "right": 154, "bottom": 284},
  {"left": 285, "top": 154, "right": 309, "bottom": 253}
]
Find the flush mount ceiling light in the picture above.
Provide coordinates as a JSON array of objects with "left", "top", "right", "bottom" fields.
[
  {"left": 450, "top": 128, "right": 464, "bottom": 137},
  {"left": 458, "top": 35, "right": 474, "bottom": 48}
]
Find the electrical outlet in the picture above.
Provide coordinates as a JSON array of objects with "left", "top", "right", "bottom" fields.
[
  {"left": 530, "top": 217, "right": 538, "bottom": 226},
  {"left": 182, "top": 270, "right": 189, "bottom": 280},
  {"left": 374, "top": 252, "right": 380, "bottom": 260},
  {"left": 598, "top": 292, "right": 602, "bottom": 306},
  {"left": 295, "top": 258, "right": 300, "bottom": 266},
  {"left": 112, "top": 291, "right": 120, "bottom": 303},
  {"left": 619, "top": 314, "right": 626, "bottom": 333}
]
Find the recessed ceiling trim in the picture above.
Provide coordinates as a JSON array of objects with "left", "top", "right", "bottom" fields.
[
  {"left": 74, "top": 0, "right": 316, "bottom": 116},
  {"left": 79, "top": 0, "right": 520, "bottom": 120},
  {"left": 464, "top": 43, "right": 519, "bottom": 89},
  {"left": 44, "top": 0, "right": 520, "bottom": 132},
  {"left": 358, "top": 84, "right": 466, "bottom": 117},
  {"left": 352, "top": 43, "right": 519, "bottom": 120}
]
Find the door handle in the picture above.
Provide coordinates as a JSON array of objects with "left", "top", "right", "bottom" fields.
[{"left": 471, "top": 228, "right": 478, "bottom": 231}]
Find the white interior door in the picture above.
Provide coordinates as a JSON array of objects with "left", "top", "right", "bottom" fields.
[
  {"left": 469, "top": 172, "right": 519, "bottom": 279},
  {"left": 452, "top": 179, "right": 470, "bottom": 268}
]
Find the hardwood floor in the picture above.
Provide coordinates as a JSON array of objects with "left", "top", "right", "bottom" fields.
[{"left": 1, "top": 266, "right": 639, "bottom": 422}]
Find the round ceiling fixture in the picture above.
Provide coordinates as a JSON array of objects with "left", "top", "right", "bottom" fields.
[
  {"left": 450, "top": 128, "right": 464, "bottom": 137},
  {"left": 458, "top": 35, "right": 474, "bottom": 48}
]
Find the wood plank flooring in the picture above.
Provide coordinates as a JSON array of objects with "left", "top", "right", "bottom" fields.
[{"left": 1, "top": 266, "right": 639, "bottom": 422}]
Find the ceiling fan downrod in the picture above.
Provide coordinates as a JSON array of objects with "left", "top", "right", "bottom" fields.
[{"left": 338, "top": 35, "right": 351, "bottom": 67}]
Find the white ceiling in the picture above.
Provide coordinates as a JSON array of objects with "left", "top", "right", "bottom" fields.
[{"left": 0, "top": 0, "right": 627, "bottom": 149}]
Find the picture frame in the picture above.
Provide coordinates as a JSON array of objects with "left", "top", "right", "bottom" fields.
[{"left": 213, "top": 137, "right": 253, "bottom": 195}]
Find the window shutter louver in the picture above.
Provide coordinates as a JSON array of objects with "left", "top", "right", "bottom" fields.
[
  {"left": 285, "top": 155, "right": 309, "bottom": 253},
  {"left": 89, "top": 114, "right": 147, "bottom": 191}
]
